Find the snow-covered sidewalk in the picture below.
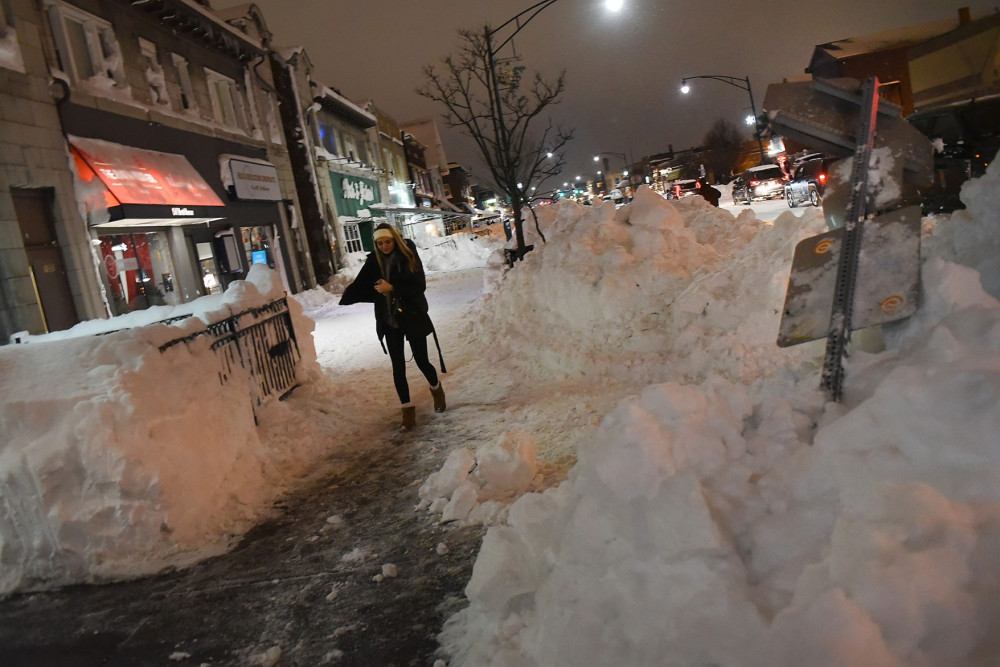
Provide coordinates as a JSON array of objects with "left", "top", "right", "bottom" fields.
[{"left": 4, "top": 166, "right": 1000, "bottom": 665}]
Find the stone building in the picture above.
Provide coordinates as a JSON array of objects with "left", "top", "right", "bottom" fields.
[{"left": 0, "top": 0, "right": 311, "bottom": 341}]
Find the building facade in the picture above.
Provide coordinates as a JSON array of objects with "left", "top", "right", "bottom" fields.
[{"left": 1, "top": 0, "right": 312, "bottom": 341}]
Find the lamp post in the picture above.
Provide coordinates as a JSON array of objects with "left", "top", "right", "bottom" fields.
[
  {"left": 680, "top": 74, "right": 765, "bottom": 163},
  {"left": 485, "top": 0, "right": 622, "bottom": 253},
  {"left": 594, "top": 151, "right": 628, "bottom": 190}
]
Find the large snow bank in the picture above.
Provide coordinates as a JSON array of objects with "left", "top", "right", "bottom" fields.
[
  {"left": 0, "top": 265, "right": 322, "bottom": 594},
  {"left": 436, "top": 170, "right": 1000, "bottom": 665},
  {"left": 467, "top": 186, "right": 825, "bottom": 389}
]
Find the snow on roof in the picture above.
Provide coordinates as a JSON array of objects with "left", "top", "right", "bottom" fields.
[
  {"left": 812, "top": 18, "right": 956, "bottom": 61},
  {"left": 177, "top": 0, "right": 263, "bottom": 50},
  {"left": 315, "top": 85, "right": 377, "bottom": 126}
]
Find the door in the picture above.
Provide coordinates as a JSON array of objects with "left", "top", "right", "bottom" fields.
[{"left": 12, "top": 188, "right": 80, "bottom": 333}]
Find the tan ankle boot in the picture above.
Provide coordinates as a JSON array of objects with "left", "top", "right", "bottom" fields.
[
  {"left": 400, "top": 404, "right": 416, "bottom": 431},
  {"left": 430, "top": 383, "right": 446, "bottom": 413}
]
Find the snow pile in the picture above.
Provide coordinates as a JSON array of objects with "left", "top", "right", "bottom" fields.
[
  {"left": 467, "top": 185, "right": 825, "bottom": 389},
  {"left": 419, "top": 231, "right": 505, "bottom": 273},
  {"left": 321, "top": 231, "right": 503, "bottom": 294},
  {"left": 417, "top": 431, "right": 540, "bottom": 525},
  {"left": 437, "top": 166, "right": 1000, "bottom": 664},
  {"left": 0, "top": 265, "right": 322, "bottom": 594}
]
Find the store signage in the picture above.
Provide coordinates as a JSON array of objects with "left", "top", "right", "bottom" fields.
[
  {"left": 230, "top": 158, "right": 282, "bottom": 201},
  {"left": 69, "top": 136, "right": 224, "bottom": 207},
  {"left": 332, "top": 173, "right": 381, "bottom": 218},
  {"left": 171, "top": 207, "right": 195, "bottom": 216}
]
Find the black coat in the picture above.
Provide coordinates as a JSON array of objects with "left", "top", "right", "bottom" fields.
[{"left": 339, "top": 239, "right": 434, "bottom": 341}]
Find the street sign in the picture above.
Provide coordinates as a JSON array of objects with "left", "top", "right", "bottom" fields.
[{"left": 777, "top": 205, "right": 921, "bottom": 347}]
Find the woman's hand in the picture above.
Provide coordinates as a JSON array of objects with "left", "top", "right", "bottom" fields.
[{"left": 374, "top": 279, "right": 393, "bottom": 295}]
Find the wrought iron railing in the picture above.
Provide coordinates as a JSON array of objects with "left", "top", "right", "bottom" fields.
[{"left": 159, "top": 298, "right": 301, "bottom": 418}]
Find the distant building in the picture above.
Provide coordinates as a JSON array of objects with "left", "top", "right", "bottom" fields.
[{"left": 400, "top": 118, "right": 449, "bottom": 208}]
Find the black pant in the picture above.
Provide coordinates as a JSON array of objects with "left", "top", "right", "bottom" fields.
[{"left": 384, "top": 327, "right": 438, "bottom": 404}]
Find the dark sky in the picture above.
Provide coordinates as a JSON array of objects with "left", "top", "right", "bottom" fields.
[{"left": 213, "top": 0, "right": 998, "bottom": 183}]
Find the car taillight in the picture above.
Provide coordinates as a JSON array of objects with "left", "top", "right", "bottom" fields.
[
  {"left": 674, "top": 185, "right": 680, "bottom": 197},
  {"left": 750, "top": 179, "right": 760, "bottom": 186},
  {"left": 818, "top": 173, "right": 827, "bottom": 184}
]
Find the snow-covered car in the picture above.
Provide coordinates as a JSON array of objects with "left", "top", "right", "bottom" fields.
[
  {"left": 734, "top": 164, "right": 787, "bottom": 204},
  {"left": 602, "top": 189, "right": 625, "bottom": 206}
]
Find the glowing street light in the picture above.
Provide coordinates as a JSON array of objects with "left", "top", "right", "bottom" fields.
[{"left": 680, "top": 74, "right": 765, "bottom": 162}]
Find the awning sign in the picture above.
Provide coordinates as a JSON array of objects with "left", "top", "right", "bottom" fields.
[
  {"left": 230, "top": 158, "right": 282, "bottom": 201},
  {"left": 332, "top": 173, "right": 381, "bottom": 218},
  {"left": 68, "top": 135, "right": 224, "bottom": 207}
]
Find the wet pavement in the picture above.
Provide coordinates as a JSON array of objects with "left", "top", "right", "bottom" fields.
[{"left": 0, "top": 433, "right": 485, "bottom": 667}]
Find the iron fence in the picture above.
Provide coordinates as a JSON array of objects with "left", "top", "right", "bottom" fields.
[{"left": 159, "top": 298, "right": 301, "bottom": 418}]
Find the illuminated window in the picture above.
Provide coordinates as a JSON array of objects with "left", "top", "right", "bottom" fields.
[
  {"left": 170, "top": 54, "right": 196, "bottom": 112},
  {"left": 343, "top": 223, "right": 363, "bottom": 253},
  {"left": 205, "top": 68, "right": 244, "bottom": 131},
  {"left": 316, "top": 118, "right": 338, "bottom": 154},
  {"left": 47, "top": 2, "right": 125, "bottom": 86}
]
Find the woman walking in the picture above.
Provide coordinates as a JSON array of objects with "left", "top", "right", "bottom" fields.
[{"left": 340, "top": 223, "right": 446, "bottom": 431}]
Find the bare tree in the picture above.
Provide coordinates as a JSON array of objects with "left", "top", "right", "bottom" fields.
[
  {"left": 419, "top": 28, "right": 572, "bottom": 258},
  {"left": 702, "top": 118, "right": 744, "bottom": 183}
]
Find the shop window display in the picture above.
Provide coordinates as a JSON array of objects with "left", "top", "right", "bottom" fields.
[{"left": 98, "top": 233, "right": 177, "bottom": 315}]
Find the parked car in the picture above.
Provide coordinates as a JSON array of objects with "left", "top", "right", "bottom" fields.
[
  {"left": 667, "top": 179, "right": 699, "bottom": 199},
  {"left": 784, "top": 157, "right": 834, "bottom": 207},
  {"left": 733, "top": 164, "right": 787, "bottom": 204}
]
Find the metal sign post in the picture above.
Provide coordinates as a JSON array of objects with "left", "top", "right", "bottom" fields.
[{"left": 820, "top": 77, "right": 881, "bottom": 401}]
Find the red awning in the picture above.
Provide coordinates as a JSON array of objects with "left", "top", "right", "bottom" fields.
[{"left": 69, "top": 136, "right": 225, "bottom": 226}]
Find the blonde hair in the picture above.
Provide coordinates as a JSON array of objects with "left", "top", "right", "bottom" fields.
[{"left": 374, "top": 223, "right": 419, "bottom": 273}]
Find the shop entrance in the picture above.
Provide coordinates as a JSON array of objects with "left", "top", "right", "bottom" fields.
[
  {"left": 196, "top": 242, "right": 223, "bottom": 295},
  {"left": 188, "top": 227, "right": 245, "bottom": 296},
  {"left": 12, "top": 188, "right": 79, "bottom": 333},
  {"left": 242, "top": 225, "right": 275, "bottom": 269}
]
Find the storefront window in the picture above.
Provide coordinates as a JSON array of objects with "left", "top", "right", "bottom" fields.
[
  {"left": 98, "top": 232, "right": 177, "bottom": 315},
  {"left": 241, "top": 226, "right": 274, "bottom": 269},
  {"left": 196, "top": 241, "right": 223, "bottom": 295}
]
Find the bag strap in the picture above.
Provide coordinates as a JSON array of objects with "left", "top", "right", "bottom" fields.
[{"left": 431, "top": 325, "right": 447, "bottom": 374}]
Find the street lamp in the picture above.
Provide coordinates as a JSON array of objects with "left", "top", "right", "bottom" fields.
[
  {"left": 487, "top": 1, "right": 625, "bottom": 170},
  {"left": 594, "top": 151, "right": 628, "bottom": 189},
  {"left": 680, "top": 74, "right": 765, "bottom": 163},
  {"left": 485, "top": 1, "right": 622, "bottom": 251}
]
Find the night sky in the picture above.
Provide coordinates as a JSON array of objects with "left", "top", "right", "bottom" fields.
[{"left": 212, "top": 0, "right": 999, "bottom": 184}]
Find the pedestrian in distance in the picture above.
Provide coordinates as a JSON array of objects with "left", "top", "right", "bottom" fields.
[
  {"left": 339, "top": 223, "right": 446, "bottom": 431},
  {"left": 696, "top": 180, "right": 722, "bottom": 207}
]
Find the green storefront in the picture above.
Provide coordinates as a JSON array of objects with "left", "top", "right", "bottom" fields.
[{"left": 331, "top": 172, "right": 382, "bottom": 252}]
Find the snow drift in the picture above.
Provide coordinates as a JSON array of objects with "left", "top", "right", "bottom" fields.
[
  {"left": 0, "top": 265, "right": 322, "bottom": 593},
  {"left": 435, "top": 167, "right": 1000, "bottom": 666}
]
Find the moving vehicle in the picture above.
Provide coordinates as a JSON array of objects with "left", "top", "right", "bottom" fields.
[
  {"left": 668, "top": 179, "right": 699, "bottom": 199},
  {"left": 733, "top": 164, "right": 787, "bottom": 204},
  {"left": 784, "top": 157, "right": 834, "bottom": 207}
]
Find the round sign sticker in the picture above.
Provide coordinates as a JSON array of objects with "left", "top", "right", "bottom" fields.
[
  {"left": 104, "top": 253, "right": 118, "bottom": 279},
  {"left": 879, "top": 295, "right": 905, "bottom": 314},
  {"left": 814, "top": 238, "right": 834, "bottom": 255}
]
